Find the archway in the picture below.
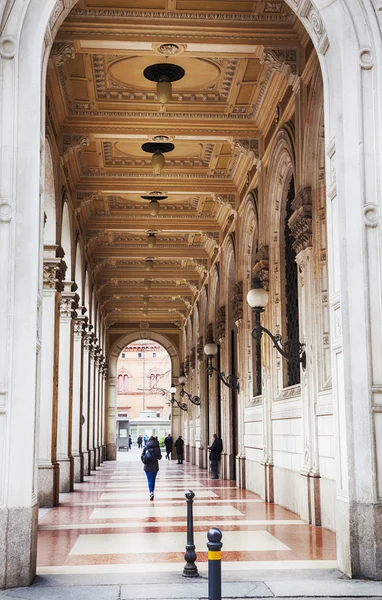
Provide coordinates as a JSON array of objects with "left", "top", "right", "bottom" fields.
[{"left": 1, "top": 0, "right": 382, "bottom": 585}]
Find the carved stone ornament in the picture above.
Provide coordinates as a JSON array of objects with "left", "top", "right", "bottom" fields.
[
  {"left": 51, "top": 42, "right": 75, "bottom": 66},
  {"left": 253, "top": 246, "right": 269, "bottom": 291},
  {"left": 260, "top": 48, "right": 299, "bottom": 90},
  {"left": 43, "top": 258, "right": 67, "bottom": 291},
  {"left": 232, "top": 139, "right": 259, "bottom": 159},
  {"left": 184, "top": 355, "right": 190, "bottom": 376},
  {"left": 190, "top": 347, "right": 196, "bottom": 370},
  {"left": 216, "top": 305, "right": 226, "bottom": 341},
  {"left": 288, "top": 187, "right": 313, "bottom": 255},
  {"left": 232, "top": 281, "right": 243, "bottom": 322},
  {"left": 206, "top": 323, "right": 214, "bottom": 344},
  {"left": 197, "top": 336, "right": 204, "bottom": 361},
  {"left": 59, "top": 291, "right": 79, "bottom": 319}
]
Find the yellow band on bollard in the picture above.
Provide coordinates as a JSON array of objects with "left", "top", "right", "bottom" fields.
[{"left": 208, "top": 551, "right": 222, "bottom": 561}]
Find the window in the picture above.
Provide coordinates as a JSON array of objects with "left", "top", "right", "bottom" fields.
[
  {"left": 117, "top": 374, "right": 123, "bottom": 394},
  {"left": 153, "top": 352, "right": 156, "bottom": 358},
  {"left": 138, "top": 352, "right": 142, "bottom": 358},
  {"left": 123, "top": 374, "right": 128, "bottom": 392},
  {"left": 284, "top": 176, "right": 300, "bottom": 387},
  {"left": 122, "top": 352, "right": 125, "bottom": 358}
]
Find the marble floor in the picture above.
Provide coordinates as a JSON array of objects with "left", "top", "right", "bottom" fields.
[{"left": 37, "top": 449, "right": 337, "bottom": 575}]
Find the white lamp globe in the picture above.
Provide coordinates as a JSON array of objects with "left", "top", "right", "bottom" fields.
[
  {"left": 170, "top": 385, "right": 176, "bottom": 394},
  {"left": 246, "top": 279, "right": 269, "bottom": 309},
  {"left": 178, "top": 373, "right": 186, "bottom": 385},
  {"left": 204, "top": 341, "right": 218, "bottom": 356}
]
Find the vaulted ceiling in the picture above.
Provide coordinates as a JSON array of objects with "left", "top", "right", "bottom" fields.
[{"left": 48, "top": 0, "right": 309, "bottom": 332}]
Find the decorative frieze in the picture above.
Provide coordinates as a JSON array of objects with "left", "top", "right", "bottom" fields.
[
  {"left": 288, "top": 187, "right": 313, "bottom": 255},
  {"left": 253, "top": 246, "right": 269, "bottom": 291},
  {"left": 232, "top": 281, "right": 243, "bottom": 322},
  {"left": 216, "top": 305, "right": 226, "bottom": 340},
  {"left": 190, "top": 347, "right": 196, "bottom": 370},
  {"left": 197, "top": 336, "right": 204, "bottom": 361}
]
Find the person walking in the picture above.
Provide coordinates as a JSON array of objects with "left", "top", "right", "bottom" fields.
[
  {"left": 141, "top": 435, "right": 162, "bottom": 501},
  {"left": 164, "top": 433, "right": 173, "bottom": 460},
  {"left": 208, "top": 433, "right": 223, "bottom": 479},
  {"left": 174, "top": 435, "right": 184, "bottom": 464},
  {"left": 137, "top": 434, "right": 143, "bottom": 449},
  {"left": 128, "top": 434, "right": 132, "bottom": 450}
]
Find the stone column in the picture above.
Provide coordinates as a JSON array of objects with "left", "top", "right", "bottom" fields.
[
  {"left": 106, "top": 374, "right": 117, "bottom": 460},
  {"left": 71, "top": 314, "right": 85, "bottom": 483},
  {"left": 38, "top": 247, "right": 66, "bottom": 506},
  {"left": 88, "top": 337, "right": 96, "bottom": 472},
  {"left": 57, "top": 284, "right": 79, "bottom": 492},
  {"left": 81, "top": 330, "right": 91, "bottom": 475},
  {"left": 233, "top": 282, "right": 246, "bottom": 487},
  {"left": 101, "top": 365, "right": 107, "bottom": 460},
  {"left": 93, "top": 350, "right": 100, "bottom": 467},
  {"left": 197, "top": 339, "right": 208, "bottom": 469},
  {"left": 289, "top": 189, "right": 321, "bottom": 525}
]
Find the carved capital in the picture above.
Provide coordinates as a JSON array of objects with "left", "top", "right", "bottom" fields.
[
  {"left": 232, "top": 281, "right": 243, "bottom": 322},
  {"left": 216, "top": 305, "right": 226, "bottom": 341},
  {"left": 253, "top": 245, "right": 269, "bottom": 291},
  {"left": 260, "top": 49, "right": 299, "bottom": 90},
  {"left": 184, "top": 355, "right": 190, "bottom": 376},
  {"left": 288, "top": 187, "right": 312, "bottom": 255},
  {"left": 232, "top": 139, "right": 259, "bottom": 159},
  {"left": 59, "top": 285, "right": 79, "bottom": 319},
  {"left": 51, "top": 42, "right": 75, "bottom": 66},
  {"left": 43, "top": 258, "right": 67, "bottom": 291}
]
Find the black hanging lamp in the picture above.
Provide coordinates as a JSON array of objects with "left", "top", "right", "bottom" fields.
[
  {"left": 143, "top": 63, "right": 185, "bottom": 104},
  {"left": 141, "top": 193, "right": 168, "bottom": 217},
  {"left": 141, "top": 142, "right": 174, "bottom": 175}
]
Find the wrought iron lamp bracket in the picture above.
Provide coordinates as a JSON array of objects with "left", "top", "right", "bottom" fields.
[
  {"left": 170, "top": 394, "right": 188, "bottom": 411},
  {"left": 206, "top": 359, "right": 240, "bottom": 392},
  {"left": 251, "top": 309, "right": 306, "bottom": 369},
  {"left": 180, "top": 386, "right": 201, "bottom": 406}
]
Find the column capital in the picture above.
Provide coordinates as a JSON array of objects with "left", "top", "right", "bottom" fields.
[
  {"left": 59, "top": 282, "right": 80, "bottom": 319},
  {"left": 190, "top": 347, "right": 196, "bottom": 370},
  {"left": 216, "top": 305, "right": 226, "bottom": 341},
  {"left": 51, "top": 42, "right": 75, "bottom": 67},
  {"left": 288, "top": 187, "right": 313, "bottom": 255},
  {"left": 43, "top": 244, "right": 67, "bottom": 291},
  {"left": 232, "top": 281, "right": 243, "bottom": 323},
  {"left": 252, "top": 245, "right": 269, "bottom": 291},
  {"left": 259, "top": 48, "right": 299, "bottom": 90},
  {"left": 197, "top": 336, "right": 204, "bottom": 362}
]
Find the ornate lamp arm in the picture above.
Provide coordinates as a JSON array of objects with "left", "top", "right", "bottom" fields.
[
  {"left": 251, "top": 310, "right": 306, "bottom": 368},
  {"left": 180, "top": 387, "right": 201, "bottom": 406},
  {"left": 170, "top": 395, "right": 188, "bottom": 411},
  {"left": 206, "top": 359, "right": 240, "bottom": 392}
]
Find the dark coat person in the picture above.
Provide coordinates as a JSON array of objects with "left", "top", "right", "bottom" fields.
[
  {"left": 174, "top": 435, "right": 184, "bottom": 464},
  {"left": 141, "top": 436, "right": 162, "bottom": 500},
  {"left": 164, "top": 434, "right": 173, "bottom": 460},
  {"left": 208, "top": 434, "right": 223, "bottom": 479}
]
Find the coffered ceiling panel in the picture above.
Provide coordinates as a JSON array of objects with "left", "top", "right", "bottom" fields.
[{"left": 48, "top": 0, "right": 309, "bottom": 328}]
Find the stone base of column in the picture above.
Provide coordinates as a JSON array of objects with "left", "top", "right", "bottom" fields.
[
  {"left": 57, "top": 457, "right": 73, "bottom": 493},
  {"left": 38, "top": 463, "right": 60, "bottom": 507},
  {"left": 106, "top": 442, "right": 116, "bottom": 460},
  {"left": 198, "top": 447, "right": 207, "bottom": 469},
  {"left": 236, "top": 455, "right": 246, "bottom": 488},
  {"left": 72, "top": 453, "right": 82, "bottom": 484},
  {"left": 102, "top": 444, "right": 107, "bottom": 461},
  {"left": 89, "top": 449, "right": 96, "bottom": 472},
  {"left": 264, "top": 462, "right": 274, "bottom": 503},
  {"left": 96, "top": 446, "right": 102, "bottom": 467},
  {"left": 0, "top": 504, "right": 38, "bottom": 589},
  {"left": 307, "top": 473, "right": 321, "bottom": 526},
  {"left": 81, "top": 450, "right": 90, "bottom": 477},
  {"left": 99, "top": 446, "right": 104, "bottom": 464}
]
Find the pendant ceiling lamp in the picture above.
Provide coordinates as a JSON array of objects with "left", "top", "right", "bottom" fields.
[
  {"left": 141, "top": 193, "right": 168, "bottom": 217},
  {"left": 143, "top": 295, "right": 150, "bottom": 305},
  {"left": 147, "top": 233, "right": 157, "bottom": 248},
  {"left": 141, "top": 142, "right": 174, "bottom": 175},
  {"left": 143, "top": 63, "right": 185, "bottom": 104},
  {"left": 144, "top": 279, "right": 152, "bottom": 290},
  {"left": 145, "top": 258, "right": 154, "bottom": 271}
]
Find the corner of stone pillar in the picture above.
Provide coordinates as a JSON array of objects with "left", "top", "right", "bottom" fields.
[
  {"left": 38, "top": 463, "right": 60, "bottom": 507},
  {"left": 264, "top": 463, "right": 274, "bottom": 503},
  {"left": 106, "top": 443, "right": 116, "bottom": 460},
  {"left": 236, "top": 455, "right": 246, "bottom": 488},
  {"left": 0, "top": 504, "right": 38, "bottom": 589}
]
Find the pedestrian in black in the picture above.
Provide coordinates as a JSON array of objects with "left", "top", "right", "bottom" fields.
[
  {"left": 174, "top": 435, "right": 184, "bottom": 464},
  {"left": 137, "top": 434, "right": 143, "bottom": 449},
  {"left": 208, "top": 433, "right": 223, "bottom": 479},
  {"left": 164, "top": 433, "right": 173, "bottom": 460},
  {"left": 141, "top": 435, "right": 162, "bottom": 501}
]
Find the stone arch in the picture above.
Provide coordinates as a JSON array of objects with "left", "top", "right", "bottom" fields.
[
  {"left": 43, "top": 138, "right": 57, "bottom": 245},
  {"left": 106, "top": 330, "right": 180, "bottom": 459},
  {"left": 74, "top": 239, "right": 84, "bottom": 305},
  {"left": 60, "top": 199, "right": 73, "bottom": 281}
]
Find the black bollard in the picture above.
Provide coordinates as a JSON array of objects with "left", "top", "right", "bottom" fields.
[
  {"left": 183, "top": 490, "right": 199, "bottom": 577},
  {"left": 207, "top": 527, "right": 222, "bottom": 600}
]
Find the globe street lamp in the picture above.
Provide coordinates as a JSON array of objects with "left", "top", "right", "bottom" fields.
[
  {"left": 178, "top": 370, "right": 201, "bottom": 406},
  {"left": 203, "top": 337, "right": 240, "bottom": 392},
  {"left": 247, "top": 277, "right": 306, "bottom": 368}
]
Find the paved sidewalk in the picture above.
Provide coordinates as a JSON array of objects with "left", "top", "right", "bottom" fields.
[{"left": 1, "top": 571, "right": 382, "bottom": 599}]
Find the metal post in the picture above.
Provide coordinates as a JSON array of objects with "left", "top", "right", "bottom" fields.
[
  {"left": 183, "top": 490, "right": 199, "bottom": 577},
  {"left": 207, "top": 527, "right": 222, "bottom": 600}
]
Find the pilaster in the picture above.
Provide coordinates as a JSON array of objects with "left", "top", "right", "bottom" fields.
[
  {"left": 38, "top": 246, "right": 66, "bottom": 506},
  {"left": 81, "top": 328, "right": 91, "bottom": 475},
  {"left": 57, "top": 283, "right": 79, "bottom": 492},
  {"left": 71, "top": 314, "right": 86, "bottom": 483},
  {"left": 233, "top": 282, "right": 246, "bottom": 488}
]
